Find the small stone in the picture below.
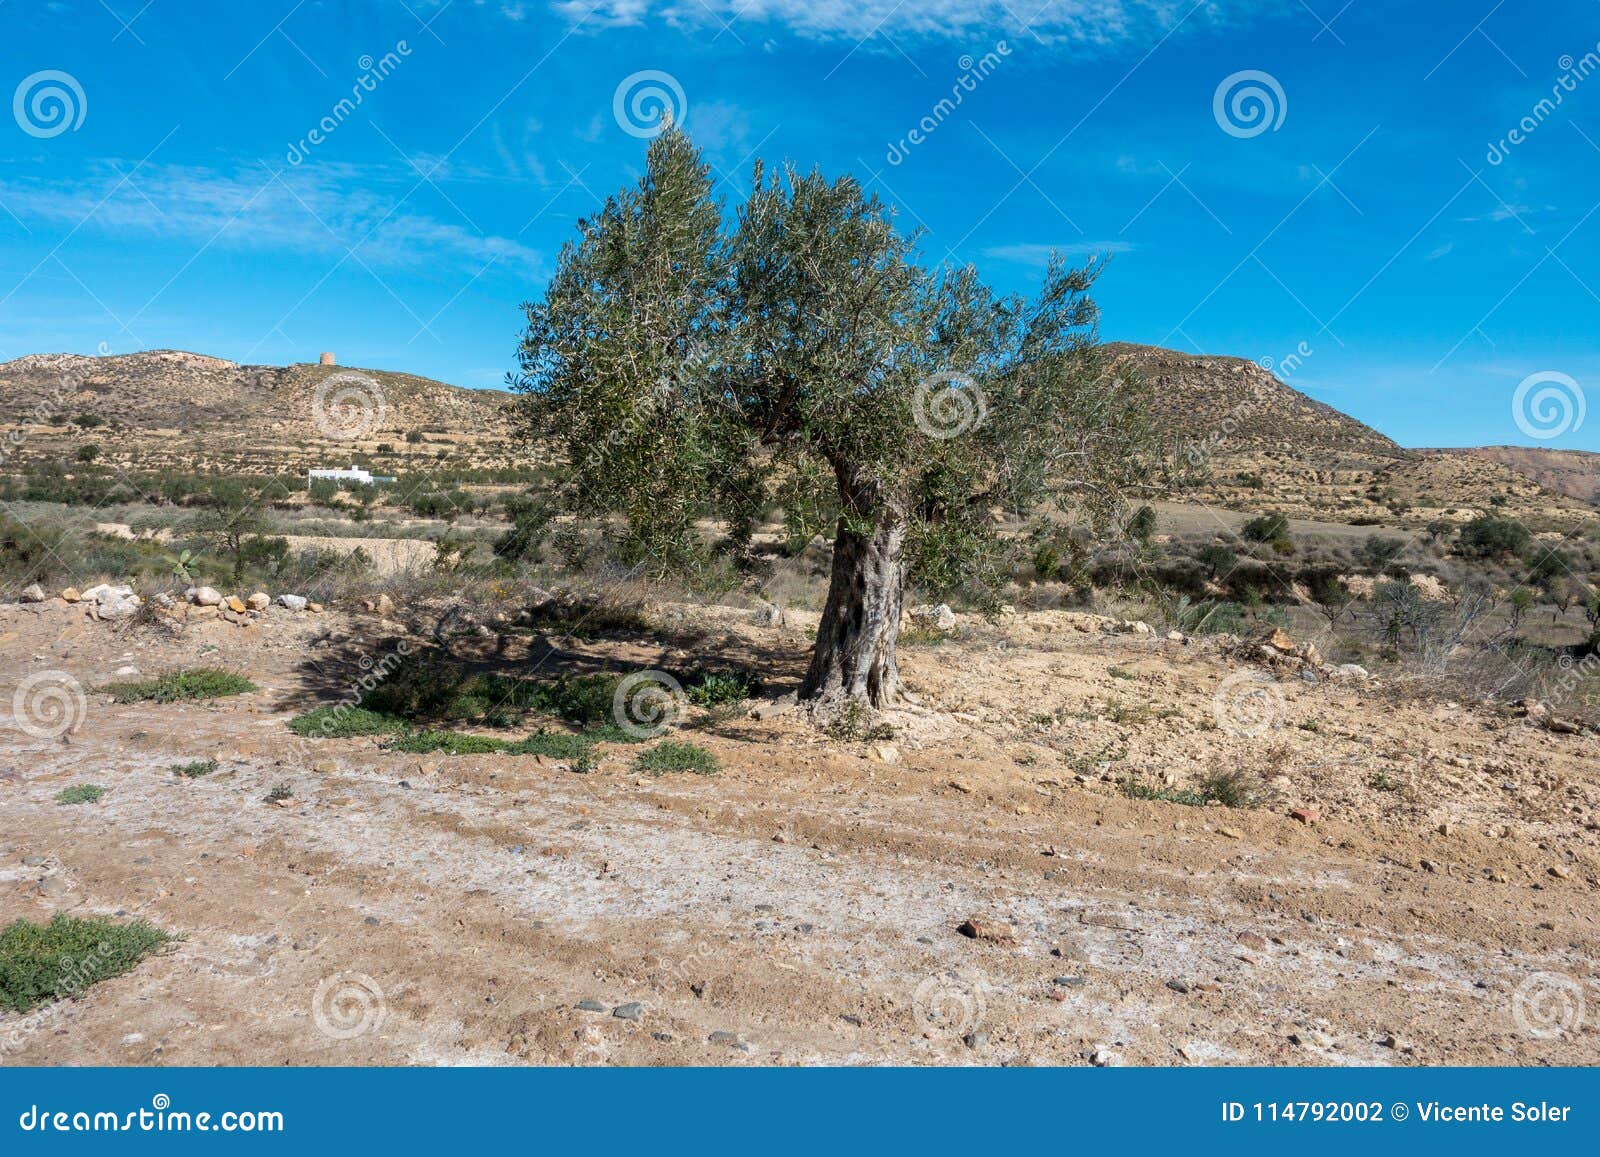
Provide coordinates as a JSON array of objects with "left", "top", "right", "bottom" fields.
[
  {"left": 613, "top": 1002, "right": 644, "bottom": 1021},
  {"left": 1217, "top": 826, "right": 1243, "bottom": 840},
  {"left": 962, "top": 1030, "right": 989, "bottom": 1049},
  {"left": 870, "top": 743, "right": 900, "bottom": 765},
  {"left": 246, "top": 592, "right": 271, "bottom": 611},
  {"left": 60, "top": 587, "right": 81, "bottom": 603},
  {"left": 277, "top": 594, "right": 308, "bottom": 612},
  {"left": 1290, "top": 807, "right": 1319, "bottom": 824},
  {"left": 20, "top": 583, "right": 45, "bottom": 603},
  {"left": 1549, "top": 865, "right": 1572, "bottom": 880},
  {"left": 1165, "top": 979, "right": 1190, "bottom": 994},
  {"left": 1235, "top": 931, "right": 1269, "bottom": 952},
  {"left": 308, "top": 602, "right": 324, "bottom": 613},
  {"left": 651, "top": 1032, "right": 674, "bottom": 1043},
  {"left": 1053, "top": 975, "right": 1086, "bottom": 988},
  {"left": 1419, "top": 859, "right": 1439, "bottom": 873},
  {"left": 225, "top": 596, "right": 247, "bottom": 614},
  {"left": 957, "top": 916, "right": 1018, "bottom": 944},
  {"left": 948, "top": 779, "right": 975, "bottom": 794},
  {"left": 190, "top": 586, "right": 223, "bottom": 607},
  {"left": 576, "top": 999, "right": 607, "bottom": 1013},
  {"left": 708, "top": 1031, "right": 741, "bottom": 1046},
  {"left": 312, "top": 761, "right": 336, "bottom": 774}
]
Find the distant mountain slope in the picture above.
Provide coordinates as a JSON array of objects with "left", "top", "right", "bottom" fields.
[
  {"left": 1104, "top": 342, "right": 1401, "bottom": 459},
  {"left": 0, "top": 350, "right": 518, "bottom": 475},
  {"left": 1422, "top": 446, "right": 1600, "bottom": 507},
  {"left": 1105, "top": 342, "right": 1595, "bottom": 527},
  {"left": 2, "top": 345, "right": 1595, "bottom": 530}
]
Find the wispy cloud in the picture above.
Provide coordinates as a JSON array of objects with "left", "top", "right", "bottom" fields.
[
  {"left": 0, "top": 161, "right": 545, "bottom": 277},
  {"left": 550, "top": 0, "right": 1228, "bottom": 45},
  {"left": 982, "top": 240, "right": 1135, "bottom": 266}
]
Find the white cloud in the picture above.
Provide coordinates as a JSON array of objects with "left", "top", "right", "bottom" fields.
[
  {"left": 0, "top": 161, "right": 545, "bottom": 277},
  {"left": 551, "top": 0, "right": 1225, "bottom": 45}
]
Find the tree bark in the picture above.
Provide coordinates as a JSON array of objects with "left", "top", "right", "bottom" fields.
[{"left": 800, "top": 470, "right": 905, "bottom": 708}]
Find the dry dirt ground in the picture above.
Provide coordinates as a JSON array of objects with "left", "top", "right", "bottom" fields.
[{"left": 1, "top": 597, "right": 1597, "bottom": 1067}]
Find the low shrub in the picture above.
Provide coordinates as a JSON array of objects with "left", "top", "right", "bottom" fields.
[
  {"left": 103, "top": 669, "right": 256, "bottom": 704},
  {"left": 0, "top": 914, "right": 172, "bottom": 1012}
]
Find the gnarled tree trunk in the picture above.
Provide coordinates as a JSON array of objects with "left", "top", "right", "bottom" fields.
[{"left": 800, "top": 470, "right": 905, "bottom": 707}]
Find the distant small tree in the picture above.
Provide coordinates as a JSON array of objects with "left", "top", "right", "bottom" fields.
[
  {"left": 1127, "top": 505, "right": 1157, "bottom": 543},
  {"left": 512, "top": 127, "right": 1152, "bottom": 707},
  {"left": 1241, "top": 511, "right": 1288, "bottom": 544},
  {"left": 1197, "top": 542, "right": 1235, "bottom": 580},
  {"left": 1303, "top": 566, "right": 1357, "bottom": 630},
  {"left": 405, "top": 429, "right": 425, "bottom": 444},
  {"left": 1507, "top": 586, "right": 1534, "bottom": 631},
  {"left": 193, "top": 478, "right": 271, "bottom": 582},
  {"left": 1360, "top": 534, "right": 1405, "bottom": 573},
  {"left": 1458, "top": 515, "right": 1529, "bottom": 559},
  {"left": 1424, "top": 518, "right": 1453, "bottom": 544},
  {"left": 76, "top": 444, "right": 99, "bottom": 463}
]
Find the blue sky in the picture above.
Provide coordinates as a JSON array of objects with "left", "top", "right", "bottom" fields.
[{"left": 2, "top": 0, "right": 1598, "bottom": 450}]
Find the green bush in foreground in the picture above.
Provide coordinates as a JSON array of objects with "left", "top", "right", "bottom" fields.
[
  {"left": 55, "top": 784, "right": 105, "bottom": 805},
  {"left": 287, "top": 706, "right": 406, "bottom": 738},
  {"left": 634, "top": 741, "right": 720, "bottom": 776},
  {"left": 0, "top": 914, "right": 171, "bottom": 1012},
  {"left": 170, "top": 759, "right": 218, "bottom": 778},
  {"left": 104, "top": 668, "right": 257, "bottom": 704}
]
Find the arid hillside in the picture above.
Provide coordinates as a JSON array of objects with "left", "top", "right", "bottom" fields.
[
  {"left": 1108, "top": 343, "right": 1596, "bottom": 528},
  {"left": 0, "top": 350, "right": 519, "bottom": 476},
  {"left": 3, "top": 345, "right": 1595, "bottom": 531}
]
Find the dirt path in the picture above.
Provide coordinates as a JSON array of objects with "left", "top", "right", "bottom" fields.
[{"left": 1, "top": 602, "right": 1595, "bottom": 1066}]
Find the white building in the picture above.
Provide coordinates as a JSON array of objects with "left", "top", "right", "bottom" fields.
[{"left": 308, "top": 465, "right": 375, "bottom": 486}]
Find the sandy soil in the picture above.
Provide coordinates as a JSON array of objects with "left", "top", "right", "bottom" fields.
[{"left": 1, "top": 598, "right": 1596, "bottom": 1067}]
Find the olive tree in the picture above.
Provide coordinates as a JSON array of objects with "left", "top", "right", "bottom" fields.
[{"left": 511, "top": 128, "right": 1150, "bottom": 707}]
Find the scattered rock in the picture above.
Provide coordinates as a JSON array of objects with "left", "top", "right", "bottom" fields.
[
  {"left": 962, "top": 1031, "right": 988, "bottom": 1049},
  {"left": 948, "top": 779, "right": 975, "bottom": 794},
  {"left": 276, "top": 594, "right": 308, "bottom": 612},
  {"left": 245, "top": 592, "right": 271, "bottom": 611},
  {"left": 957, "top": 916, "right": 1018, "bottom": 945},
  {"left": 613, "top": 1002, "right": 644, "bottom": 1021},
  {"left": 1165, "top": 979, "right": 1190, "bottom": 994},
  {"left": 1262, "top": 627, "right": 1296, "bottom": 654},
  {"left": 1235, "top": 931, "right": 1269, "bottom": 952},
  {"left": 708, "top": 1031, "right": 741, "bottom": 1046},
  {"left": 753, "top": 600, "right": 783, "bottom": 628},
  {"left": 907, "top": 603, "right": 957, "bottom": 632},
  {"left": 225, "top": 596, "right": 247, "bottom": 614},
  {"left": 188, "top": 586, "right": 223, "bottom": 607},
  {"left": 308, "top": 602, "right": 324, "bottom": 613},
  {"left": 1290, "top": 807, "right": 1319, "bottom": 824},
  {"left": 575, "top": 999, "right": 607, "bottom": 1013},
  {"left": 1549, "top": 865, "right": 1572, "bottom": 880},
  {"left": 20, "top": 584, "right": 45, "bottom": 603},
  {"left": 870, "top": 743, "right": 900, "bottom": 765},
  {"left": 59, "top": 587, "right": 81, "bottom": 603}
]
